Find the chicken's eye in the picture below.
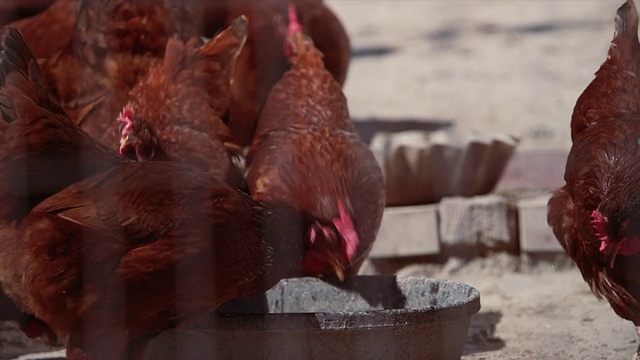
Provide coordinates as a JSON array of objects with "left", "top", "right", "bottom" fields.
[{"left": 123, "top": 147, "right": 137, "bottom": 161}]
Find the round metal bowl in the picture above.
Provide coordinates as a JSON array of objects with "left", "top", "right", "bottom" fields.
[{"left": 144, "top": 275, "right": 481, "bottom": 360}]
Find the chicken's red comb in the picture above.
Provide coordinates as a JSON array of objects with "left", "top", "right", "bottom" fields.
[
  {"left": 288, "top": 4, "right": 302, "bottom": 34},
  {"left": 283, "top": 4, "right": 302, "bottom": 58},
  {"left": 117, "top": 103, "right": 135, "bottom": 135},
  {"left": 334, "top": 201, "right": 358, "bottom": 261}
]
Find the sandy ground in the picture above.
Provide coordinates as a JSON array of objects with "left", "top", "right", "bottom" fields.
[
  {"left": 331, "top": 3, "right": 640, "bottom": 355},
  {"left": 327, "top": 0, "right": 623, "bottom": 151},
  {"left": 2, "top": 1, "right": 638, "bottom": 359},
  {"left": 395, "top": 254, "right": 639, "bottom": 360}
]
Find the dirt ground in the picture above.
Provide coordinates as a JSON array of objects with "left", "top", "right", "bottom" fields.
[
  {"left": 328, "top": 0, "right": 623, "bottom": 152},
  {"left": 397, "top": 254, "right": 638, "bottom": 360}
]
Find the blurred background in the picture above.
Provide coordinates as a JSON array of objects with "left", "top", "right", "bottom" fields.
[{"left": 330, "top": 0, "right": 619, "bottom": 151}]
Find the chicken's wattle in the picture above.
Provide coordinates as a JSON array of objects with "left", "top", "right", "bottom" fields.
[
  {"left": 592, "top": 210, "right": 640, "bottom": 256},
  {"left": 334, "top": 200, "right": 358, "bottom": 261}
]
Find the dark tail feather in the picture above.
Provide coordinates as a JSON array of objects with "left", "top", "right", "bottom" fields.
[
  {"left": 611, "top": 0, "right": 640, "bottom": 60},
  {"left": 0, "top": 28, "right": 64, "bottom": 122},
  {"left": 0, "top": 29, "right": 33, "bottom": 84},
  {"left": 0, "top": 28, "right": 49, "bottom": 93},
  {"left": 200, "top": 15, "right": 248, "bottom": 72},
  {"left": 547, "top": 187, "right": 573, "bottom": 254}
]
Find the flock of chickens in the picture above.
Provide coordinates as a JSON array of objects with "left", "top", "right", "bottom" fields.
[
  {"left": 0, "top": 0, "right": 385, "bottom": 359},
  {"left": 7, "top": 0, "right": 640, "bottom": 359},
  {"left": 548, "top": 0, "right": 640, "bottom": 358}
]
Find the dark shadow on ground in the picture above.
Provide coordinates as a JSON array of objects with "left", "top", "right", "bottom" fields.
[
  {"left": 351, "top": 45, "right": 397, "bottom": 59},
  {"left": 463, "top": 311, "right": 506, "bottom": 355}
]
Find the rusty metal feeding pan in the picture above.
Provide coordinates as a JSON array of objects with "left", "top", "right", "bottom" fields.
[{"left": 144, "top": 275, "right": 481, "bottom": 360}]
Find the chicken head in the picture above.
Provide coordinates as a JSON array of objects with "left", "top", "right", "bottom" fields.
[
  {"left": 302, "top": 201, "right": 359, "bottom": 281},
  {"left": 117, "top": 104, "right": 158, "bottom": 161},
  {"left": 592, "top": 209, "right": 640, "bottom": 267}
]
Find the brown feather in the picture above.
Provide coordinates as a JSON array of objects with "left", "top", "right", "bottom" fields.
[
  {"left": 0, "top": 29, "right": 306, "bottom": 360},
  {"left": 0, "top": 0, "right": 78, "bottom": 59},
  {"left": 17, "top": 162, "right": 306, "bottom": 359},
  {"left": 571, "top": 0, "right": 640, "bottom": 141},
  {"left": 113, "top": 17, "right": 248, "bottom": 187},
  {"left": 548, "top": 1, "right": 640, "bottom": 329},
  {"left": 0, "top": 28, "right": 124, "bottom": 220},
  {"left": 222, "top": 0, "right": 351, "bottom": 145},
  {"left": 247, "top": 29, "right": 383, "bottom": 277},
  {"left": 41, "top": 0, "right": 199, "bottom": 139}
]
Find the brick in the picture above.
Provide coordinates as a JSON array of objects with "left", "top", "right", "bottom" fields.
[
  {"left": 517, "top": 194, "right": 564, "bottom": 252},
  {"left": 369, "top": 204, "right": 440, "bottom": 258},
  {"left": 438, "top": 195, "right": 517, "bottom": 255}
]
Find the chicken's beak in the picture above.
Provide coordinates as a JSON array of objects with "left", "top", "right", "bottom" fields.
[
  {"left": 118, "top": 135, "right": 127, "bottom": 155},
  {"left": 608, "top": 242, "right": 624, "bottom": 268},
  {"left": 327, "top": 256, "right": 346, "bottom": 282}
]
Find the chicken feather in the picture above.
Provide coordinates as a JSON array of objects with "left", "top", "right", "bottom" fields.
[
  {"left": 247, "top": 12, "right": 383, "bottom": 280},
  {"left": 41, "top": 0, "right": 199, "bottom": 139},
  {"left": 0, "top": 28, "right": 307, "bottom": 360},
  {"left": 223, "top": 0, "right": 351, "bottom": 145},
  {"left": 571, "top": 0, "right": 640, "bottom": 140},
  {"left": 548, "top": 1, "right": 640, "bottom": 358},
  {"left": 105, "top": 16, "right": 248, "bottom": 188}
]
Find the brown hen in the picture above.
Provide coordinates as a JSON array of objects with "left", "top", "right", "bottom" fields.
[
  {"left": 17, "top": 162, "right": 306, "bottom": 360},
  {"left": 0, "top": 31, "right": 124, "bottom": 222},
  {"left": 41, "top": 0, "right": 198, "bottom": 138},
  {"left": 0, "top": 0, "right": 78, "bottom": 59},
  {"left": 220, "top": 0, "right": 351, "bottom": 145},
  {"left": 104, "top": 16, "right": 248, "bottom": 187},
  {"left": 0, "top": 26, "right": 126, "bottom": 346},
  {"left": 246, "top": 10, "right": 383, "bottom": 280},
  {"left": 571, "top": 0, "right": 640, "bottom": 140},
  {"left": 0, "top": 0, "right": 57, "bottom": 27},
  {"left": 0, "top": 28, "right": 307, "bottom": 360},
  {"left": 547, "top": 1, "right": 640, "bottom": 359}
]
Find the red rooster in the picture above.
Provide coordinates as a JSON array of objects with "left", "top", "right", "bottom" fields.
[
  {"left": 548, "top": 1, "right": 640, "bottom": 358},
  {"left": 246, "top": 7, "right": 384, "bottom": 281},
  {"left": 0, "top": 28, "right": 307, "bottom": 360}
]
